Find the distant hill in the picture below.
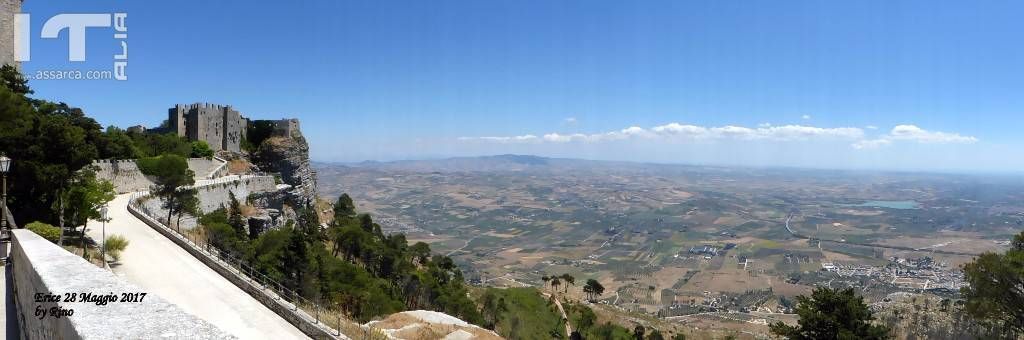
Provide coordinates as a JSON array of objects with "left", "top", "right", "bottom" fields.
[
  {"left": 327, "top": 154, "right": 704, "bottom": 174},
  {"left": 347, "top": 154, "right": 559, "bottom": 172}
]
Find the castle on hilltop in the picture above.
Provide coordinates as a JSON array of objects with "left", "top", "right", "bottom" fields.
[
  {"left": 0, "top": 0, "right": 23, "bottom": 68},
  {"left": 169, "top": 103, "right": 248, "bottom": 152},
  {"left": 165, "top": 103, "right": 303, "bottom": 153}
]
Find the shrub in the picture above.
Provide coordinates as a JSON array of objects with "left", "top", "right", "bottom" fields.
[
  {"left": 136, "top": 156, "right": 162, "bottom": 176},
  {"left": 104, "top": 234, "right": 129, "bottom": 262},
  {"left": 26, "top": 221, "right": 61, "bottom": 243}
]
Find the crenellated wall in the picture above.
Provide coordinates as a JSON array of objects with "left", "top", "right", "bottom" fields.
[
  {"left": 92, "top": 157, "right": 226, "bottom": 193},
  {"left": 169, "top": 103, "right": 247, "bottom": 153},
  {"left": 8, "top": 230, "right": 234, "bottom": 339},
  {"left": 89, "top": 159, "right": 156, "bottom": 193}
]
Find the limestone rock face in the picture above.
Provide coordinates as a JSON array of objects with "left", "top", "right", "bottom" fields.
[{"left": 253, "top": 127, "right": 317, "bottom": 207}]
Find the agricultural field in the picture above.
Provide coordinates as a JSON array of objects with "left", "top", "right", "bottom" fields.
[{"left": 316, "top": 155, "right": 1023, "bottom": 337}]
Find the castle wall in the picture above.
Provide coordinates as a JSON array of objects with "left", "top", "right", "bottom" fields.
[
  {"left": 0, "top": 0, "right": 21, "bottom": 68},
  {"left": 171, "top": 103, "right": 245, "bottom": 152},
  {"left": 91, "top": 160, "right": 157, "bottom": 193},
  {"left": 222, "top": 107, "right": 244, "bottom": 153}
]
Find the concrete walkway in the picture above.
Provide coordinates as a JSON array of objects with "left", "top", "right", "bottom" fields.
[{"left": 86, "top": 193, "right": 308, "bottom": 339}]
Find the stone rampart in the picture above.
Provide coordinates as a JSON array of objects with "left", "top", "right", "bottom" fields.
[
  {"left": 8, "top": 229, "right": 233, "bottom": 339},
  {"left": 92, "top": 158, "right": 227, "bottom": 193},
  {"left": 193, "top": 175, "right": 276, "bottom": 213},
  {"left": 90, "top": 160, "right": 155, "bottom": 193}
]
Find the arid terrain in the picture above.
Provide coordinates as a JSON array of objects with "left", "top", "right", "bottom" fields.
[{"left": 317, "top": 155, "right": 1022, "bottom": 337}]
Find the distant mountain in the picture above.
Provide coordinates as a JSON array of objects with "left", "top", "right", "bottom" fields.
[{"left": 342, "top": 154, "right": 572, "bottom": 172}]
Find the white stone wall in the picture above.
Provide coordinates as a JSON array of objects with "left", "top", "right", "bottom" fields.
[
  {"left": 9, "top": 230, "right": 233, "bottom": 339},
  {"left": 92, "top": 158, "right": 228, "bottom": 193},
  {"left": 91, "top": 160, "right": 156, "bottom": 193},
  {"left": 192, "top": 175, "right": 276, "bottom": 213}
]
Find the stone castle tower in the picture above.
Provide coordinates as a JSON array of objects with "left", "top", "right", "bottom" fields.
[
  {"left": 169, "top": 103, "right": 248, "bottom": 153},
  {"left": 0, "top": 0, "right": 22, "bottom": 67}
]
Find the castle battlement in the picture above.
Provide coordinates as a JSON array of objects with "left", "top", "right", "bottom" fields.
[{"left": 169, "top": 102, "right": 247, "bottom": 153}]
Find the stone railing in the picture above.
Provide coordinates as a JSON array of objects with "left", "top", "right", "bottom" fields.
[
  {"left": 127, "top": 177, "right": 358, "bottom": 339},
  {"left": 7, "top": 229, "right": 233, "bottom": 339},
  {"left": 207, "top": 156, "right": 231, "bottom": 179}
]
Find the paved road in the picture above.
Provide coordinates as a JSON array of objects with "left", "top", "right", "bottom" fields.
[{"left": 87, "top": 193, "right": 308, "bottom": 339}]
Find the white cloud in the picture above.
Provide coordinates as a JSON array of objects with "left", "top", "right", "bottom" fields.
[
  {"left": 851, "top": 125, "right": 978, "bottom": 150},
  {"left": 888, "top": 125, "right": 978, "bottom": 143},
  {"left": 458, "top": 134, "right": 539, "bottom": 143},
  {"left": 865, "top": 125, "right": 878, "bottom": 130},
  {"left": 460, "top": 123, "right": 979, "bottom": 152},
  {"left": 801, "top": 114, "right": 812, "bottom": 120},
  {"left": 851, "top": 139, "right": 891, "bottom": 149},
  {"left": 461, "top": 123, "right": 865, "bottom": 144},
  {"left": 564, "top": 117, "right": 577, "bottom": 125}
]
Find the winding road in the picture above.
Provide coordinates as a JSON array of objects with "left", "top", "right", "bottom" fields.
[{"left": 86, "top": 193, "right": 308, "bottom": 339}]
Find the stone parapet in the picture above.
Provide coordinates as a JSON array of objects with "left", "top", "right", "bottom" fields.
[{"left": 8, "top": 229, "right": 233, "bottom": 339}]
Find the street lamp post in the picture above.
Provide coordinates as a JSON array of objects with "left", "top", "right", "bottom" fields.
[
  {"left": 0, "top": 154, "right": 11, "bottom": 231},
  {"left": 100, "top": 205, "right": 108, "bottom": 267},
  {"left": 0, "top": 154, "right": 10, "bottom": 260}
]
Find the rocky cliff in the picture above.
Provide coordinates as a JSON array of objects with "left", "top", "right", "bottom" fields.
[{"left": 252, "top": 120, "right": 317, "bottom": 206}]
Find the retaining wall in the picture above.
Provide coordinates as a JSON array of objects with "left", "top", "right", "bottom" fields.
[
  {"left": 193, "top": 175, "right": 276, "bottom": 213},
  {"left": 8, "top": 230, "right": 233, "bottom": 339},
  {"left": 92, "top": 158, "right": 228, "bottom": 194}
]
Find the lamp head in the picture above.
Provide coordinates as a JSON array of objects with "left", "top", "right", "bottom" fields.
[{"left": 0, "top": 154, "right": 10, "bottom": 173}]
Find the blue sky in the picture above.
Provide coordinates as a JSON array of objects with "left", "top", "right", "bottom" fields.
[{"left": 17, "top": 1, "right": 1024, "bottom": 172}]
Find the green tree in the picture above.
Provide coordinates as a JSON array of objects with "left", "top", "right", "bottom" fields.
[
  {"left": 561, "top": 273, "right": 575, "bottom": 293},
  {"left": 190, "top": 140, "right": 214, "bottom": 158},
  {"left": 769, "top": 287, "right": 890, "bottom": 340},
  {"left": 147, "top": 155, "right": 195, "bottom": 226},
  {"left": 633, "top": 324, "right": 646, "bottom": 340},
  {"left": 171, "top": 188, "right": 199, "bottom": 232},
  {"left": 228, "top": 191, "right": 247, "bottom": 238},
  {"left": 584, "top": 279, "right": 605, "bottom": 302},
  {"left": 648, "top": 329, "right": 665, "bottom": 340},
  {"left": 960, "top": 231, "right": 1024, "bottom": 338},
  {"left": 334, "top": 193, "right": 356, "bottom": 219},
  {"left": 98, "top": 126, "right": 139, "bottom": 159},
  {"left": 62, "top": 169, "right": 115, "bottom": 255},
  {"left": 0, "top": 64, "right": 31, "bottom": 95},
  {"left": 0, "top": 73, "right": 118, "bottom": 226},
  {"left": 672, "top": 334, "right": 686, "bottom": 340},
  {"left": 410, "top": 241, "right": 431, "bottom": 265}
]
